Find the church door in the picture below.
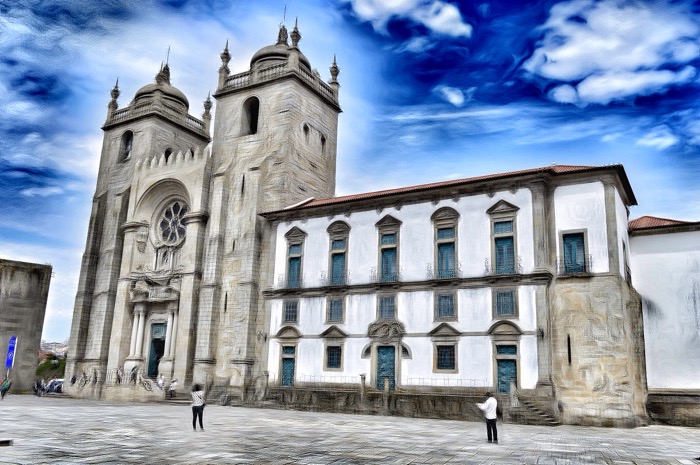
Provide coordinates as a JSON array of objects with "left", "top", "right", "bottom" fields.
[
  {"left": 148, "top": 323, "right": 166, "bottom": 378},
  {"left": 376, "top": 346, "right": 395, "bottom": 390},
  {"left": 281, "top": 346, "right": 296, "bottom": 387},
  {"left": 497, "top": 360, "right": 517, "bottom": 394}
]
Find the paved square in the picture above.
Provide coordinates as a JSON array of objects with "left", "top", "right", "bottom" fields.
[{"left": 0, "top": 395, "right": 698, "bottom": 464}]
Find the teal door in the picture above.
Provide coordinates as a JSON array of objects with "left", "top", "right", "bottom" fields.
[
  {"left": 281, "top": 346, "right": 295, "bottom": 387},
  {"left": 497, "top": 359, "right": 517, "bottom": 394},
  {"left": 376, "top": 346, "right": 395, "bottom": 389}
]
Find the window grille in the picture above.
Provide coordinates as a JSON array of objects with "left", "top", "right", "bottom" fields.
[
  {"left": 378, "top": 296, "right": 395, "bottom": 319},
  {"left": 326, "top": 346, "right": 342, "bottom": 369},
  {"left": 436, "top": 345, "right": 455, "bottom": 370},
  {"left": 327, "top": 299, "right": 343, "bottom": 322},
  {"left": 495, "top": 290, "right": 515, "bottom": 316},
  {"left": 283, "top": 300, "right": 298, "bottom": 323},
  {"left": 436, "top": 293, "right": 455, "bottom": 319}
]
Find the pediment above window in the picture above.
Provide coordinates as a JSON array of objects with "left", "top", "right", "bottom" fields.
[
  {"left": 486, "top": 200, "right": 519, "bottom": 215},
  {"left": 326, "top": 221, "right": 350, "bottom": 235},
  {"left": 428, "top": 322, "right": 461, "bottom": 338},
  {"left": 375, "top": 214, "right": 402, "bottom": 229},
  {"left": 487, "top": 320, "right": 522, "bottom": 336},
  {"left": 276, "top": 325, "right": 302, "bottom": 339},
  {"left": 320, "top": 325, "right": 347, "bottom": 339},
  {"left": 284, "top": 226, "right": 307, "bottom": 241},
  {"left": 431, "top": 206, "right": 460, "bottom": 223}
]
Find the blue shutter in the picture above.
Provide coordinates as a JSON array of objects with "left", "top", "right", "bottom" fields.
[
  {"left": 563, "top": 234, "right": 585, "bottom": 272},
  {"left": 495, "top": 237, "right": 514, "bottom": 274},
  {"left": 287, "top": 256, "right": 301, "bottom": 287},
  {"left": 331, "top": 252, "right": 346, "bottom": 284},
  {"left": 437, "top": 242, "right": 455, "bottom": 277},
  {"left": 381, "top": 248, "right": 397, "bottom": 281}
]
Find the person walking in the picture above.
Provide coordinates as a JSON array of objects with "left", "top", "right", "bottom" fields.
[
  {"left": 0, "top": 377, "right": 12, "bottom": 400},
  {"left": 191, "top": 383, "right": 205, "bottom": 431},
  {"left": 476, "top": 392, "right": 498, "bottom": 443}
]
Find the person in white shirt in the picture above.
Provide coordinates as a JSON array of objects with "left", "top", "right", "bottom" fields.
[{"left": 476, "top": 392, "right": 498, "bottom": 443}]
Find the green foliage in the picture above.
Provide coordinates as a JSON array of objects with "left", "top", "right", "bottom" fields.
[{"left": 36, "top": 353, "right": 66, "bottom": 380}]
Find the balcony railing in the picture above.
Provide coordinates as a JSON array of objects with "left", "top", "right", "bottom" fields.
[
  {"left": 557, "top": 255, "right": 593, "bottom": 275},
  {"left": 426, "top": 263, "right": 462, "bottom": 279},
  {"left": 320, "top": 271, "right": 350, "bottom": 287},
  {"left": 370, "top": 267, "right": 403, "bottom": 283},
  {"left": 484, "top": 256, "right": 523, "bottom": 275},
  {"left": 277, "top": 274, "right": 305, "bottom": 289}
]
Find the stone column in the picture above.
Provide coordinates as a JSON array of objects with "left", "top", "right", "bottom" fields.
[
  {"left": 535, "top": 285, "right": 554, "bottom": 396},
  {"left": 169, "top": 310, "right": 179, "bottom": 357},
  {"left": 530, "top": 181, "right": 552, "bottom": 272},
  {"left": 135, "top": 306, "right": 146, "bottom": 358},
  {"left": 129, "top": 307, "right": 140, "bottom": 356},
  {"left": 164, "top": 310, "right": 174, "bottom": 358},
  {"left": 603, "top": 179, "right": 620, "bottom": 275}
]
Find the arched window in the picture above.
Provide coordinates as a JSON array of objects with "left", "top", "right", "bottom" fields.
[
  {"left": 242, "top": 97, "right": 259, "bottom": 135},
  {"left": 119, "top": 131, "right": 133, "bottom": 162}
]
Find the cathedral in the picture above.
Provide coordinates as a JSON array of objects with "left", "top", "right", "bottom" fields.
[{"left": 66, "top": 23, "right": 700, "bottom": 427}]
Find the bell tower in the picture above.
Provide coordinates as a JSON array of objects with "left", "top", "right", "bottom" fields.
[{"left": 193, "top": 21, "right": 341, "bottom": 399}]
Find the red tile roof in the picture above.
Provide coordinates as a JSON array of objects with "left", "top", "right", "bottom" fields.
[
  {"left": 264, "top": 164, "right": 635, "bottom": 215},
  {"left": 629, "top": 215, "right": 695, "bottom": 230}
]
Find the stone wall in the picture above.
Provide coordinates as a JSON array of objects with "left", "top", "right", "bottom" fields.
[{"left": 0, "top": 259, "right": 52, "bottom": 392}]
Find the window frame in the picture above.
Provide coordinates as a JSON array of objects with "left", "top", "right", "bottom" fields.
[
  {"left": 431, "top": 208, "right": 460, "bottom": 279},
  {"left": 284, "top": 227, "right": 307, "bottom": 288},
  {"left": 377, "top": 294, "right": 396, "bottom": 320},
  {"left": 434, "top": 291, "right": 457, "bottom": 322},
  {"left": 487, "top": 201, "right": 519, "bottom": 275},
  {"left": 327, "top": 221, "right": 350, "bottom": 286},
  {"left": 323, "top": 343, "right": 344, "bottom": 371},
  {"left": 282, "top": 300, "right": 299, "bottom": 324},
  {"left": 376, "top": 215, "right": 402, "bottom": 282},
  {"left": 326, "top": 296, "right": 345, "bottom": 324},
  {"left": 559, "top": 229, "right": 589, "bottom": 274},
  {"left": 492, "top": 288, "right": 518, "bottom": 319},
  {"left": 433, "top": 342, "right": 458, "bottom": 373}
]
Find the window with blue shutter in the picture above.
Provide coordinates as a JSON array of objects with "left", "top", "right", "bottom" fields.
[{"left": 563, "top": 233, "right": 586, "bottom": 273}]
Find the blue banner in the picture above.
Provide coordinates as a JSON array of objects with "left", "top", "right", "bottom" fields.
[{"left": 5, "top": 336, "right": 17, "bottom": 370}]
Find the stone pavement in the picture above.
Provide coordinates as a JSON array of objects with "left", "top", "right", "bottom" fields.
[{"left": 0, "top": 395, "right": 698, "bottom": 464}]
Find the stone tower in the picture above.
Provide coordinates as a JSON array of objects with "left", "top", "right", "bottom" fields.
[
  {"left": 194, "top": 21, "right": 341, "bottom": 399},
  {"left": 66, "top": 22, "right": 341, "bottom": 401},
  {"left": 66, "top": 63, "right": 212, "bottom": 397}
]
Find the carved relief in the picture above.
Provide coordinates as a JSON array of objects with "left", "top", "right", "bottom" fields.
[{"left": 367, "top": 320, "right": 406, "bottom": 343}]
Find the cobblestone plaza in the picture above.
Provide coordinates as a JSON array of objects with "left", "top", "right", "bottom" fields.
[{"left": 0, "top": 395, "right": 698, "bottom": 464}]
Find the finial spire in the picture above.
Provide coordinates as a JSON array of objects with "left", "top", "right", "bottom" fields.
[
  {"left": 166, "top": 45, "right": 171, "bottom": 65},
  {"left": 291, "top": 17, "right": 301, "bottom": 47},
  {"left": 218, "top": 40, "right": 231, "bottom": 89},
  {"left": 107, "top": 78, "right": 120, "bottom": 120}
]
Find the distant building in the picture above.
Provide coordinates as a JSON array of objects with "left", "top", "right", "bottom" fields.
[
  {"left": 66, "top": 23, "right": 698, "bottom": 426},
  {"left": 0, "top": 259, "right": 52, "bottom": 392}
]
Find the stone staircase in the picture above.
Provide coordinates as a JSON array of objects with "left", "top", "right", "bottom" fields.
[{"left": 508, "top": 397, "right": 561, "bottom": 426}]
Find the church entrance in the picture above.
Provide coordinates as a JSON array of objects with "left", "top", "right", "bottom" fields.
[
  {"left": 376, "top": 346, "right": 395, "bottom": 390},
  {"left": 148, "top": 323, "right": 166, "bottom": 378}
]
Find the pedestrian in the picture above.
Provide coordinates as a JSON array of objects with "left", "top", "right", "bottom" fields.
[
  {"left": 0, "top": 377, "right": 12, "bottom": 399},
  {"left": 116, "top": 367, "right": 123, "bottom": 384},
  {"left": 168, "top": 378, "right": 178, "bottom": 398},
  {"left": 156, "top": 373, "right": 164, "bottom": 390},
  {"left": 129, "top": 365, "right": 138, "bottom": 384},
  {"left": 191, "top": 383, "right": 205, "bottom": 431},
  {"left": 476, "top": 391, "right": 498, "bottom": 444}
]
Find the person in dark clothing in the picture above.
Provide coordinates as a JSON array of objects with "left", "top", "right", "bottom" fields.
[{"left": 191, "top": 383, "right": 205, "bottom": 431}]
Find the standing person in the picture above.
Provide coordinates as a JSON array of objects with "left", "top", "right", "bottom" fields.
[
  {"left": 476, "top": 392, "right": 498, "bottom": 444},
  {"left": 191, "top": 383, "right": 205, "bottom": 431},
  {"left": 168, "top": 378, "right": 178, "bottom": 398},
  {"left": 156, "top": 373, "right": 164, "bottom": 390},
  {"left": 0, "top": 377, "right": 12, "bottom": 399},
  {"left": 116, "top": 367, "right": 123, "bottom": 384}
]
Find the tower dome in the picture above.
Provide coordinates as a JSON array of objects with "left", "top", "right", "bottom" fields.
[
  {"left": 133, "top": 64, "right": 190, "bottom": 112},
  {"left": 249, "top": 23, "right": 311, "bottom": 71}
]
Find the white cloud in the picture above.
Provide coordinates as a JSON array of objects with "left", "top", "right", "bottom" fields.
[
  {"left": 435, "top": 85, "right": 465, "bottom": 106},
  {"left": 524, "top": 0, "right": 700, "bottom": 104},
  {"left": 346, "top": 0, "right": 471, "bottom": 37},
  {"left": 636, "top": 125, "right": 680, "bottom": 150},
  {"left": 20, "top": 187, "right": 65, "bottom": 197}
]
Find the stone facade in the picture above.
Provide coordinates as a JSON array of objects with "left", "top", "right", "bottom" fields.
[
  {"left": 0, "top": 259, "right": 52, "bottom": 392},
  {"left": 66, "top": 23, "right": 696, "bottom": 427}
]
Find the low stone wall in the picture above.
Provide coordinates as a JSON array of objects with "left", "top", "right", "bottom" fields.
[
  {"left": 265, "top": 387, "right": 499, "bottom": 423},
  {"left": 647, "top": 392, "right": 700, "bottom": 426}
]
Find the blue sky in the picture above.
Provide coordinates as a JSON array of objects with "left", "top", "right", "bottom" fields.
[{"left": 2, "top": 0, "right": 699, "bottom": 342}]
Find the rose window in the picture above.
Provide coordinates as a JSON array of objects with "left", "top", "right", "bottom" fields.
[{"left": 159, "top": 201, "right": 188, "bottom": 245}]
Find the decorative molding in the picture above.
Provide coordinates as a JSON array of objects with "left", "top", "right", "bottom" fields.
[
  {"left": 320, "top": 325, "right": 347, "bottom": 339},
  {"left": 486, "top": 199, "right": 520, "bottom": 215},
  {"left": 367, "top": 319, "right": 406, "bottom": 343},
  {"left": 284, "top": 226, "right": 307, "bottom": 241}
]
